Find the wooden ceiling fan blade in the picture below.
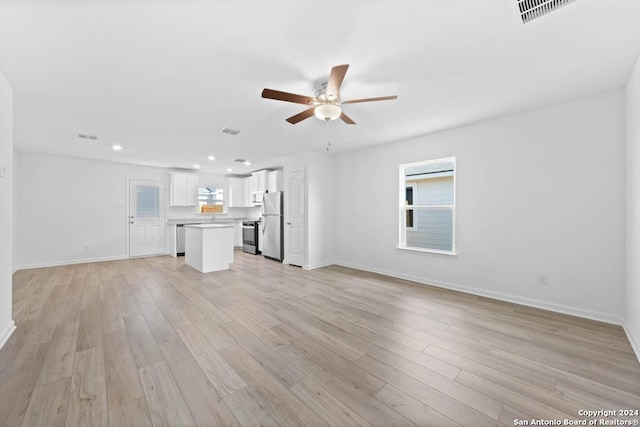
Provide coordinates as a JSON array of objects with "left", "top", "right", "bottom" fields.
[
  {"left": 326, "top": 64, "right": 349, "bottom": 99},
  {"left": 343, "top": 95, "right": 398, "bottom": 104},
  {"left": 262, "top": 88, "right": 314, "bottom": 105},
  {"left": 340, "top": 112, "right": 356, "bottom": 125},
  {"left": 286, "top": 108, "right": 315, "bottom": 124}
]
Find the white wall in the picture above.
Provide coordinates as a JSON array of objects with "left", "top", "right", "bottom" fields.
[
  {"left": 335, "top": 90, "right": 626, "bottom": 324},
  {"left": 15, "top": 152, "right": 231, "bottom": 268},
  {"left": 306, "top": 151, "right": 336, "bottom": 269},
  {"left": 625, "top": 55, "right": 640, "bottom": 357},
  {"left": 283, "top": 151, "right": 335, "bottom": 269},
  {"left": 13, "top": 150, "right": 18, "bottom": 273},
  {"left": 0, "top": 72, "right": 15, "bottom": 349}
]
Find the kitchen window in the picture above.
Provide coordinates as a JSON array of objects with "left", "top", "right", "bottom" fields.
[
  {"left": 399, "top": 157, "right": 456, "bottom": 255},
  {"left": 198, "top": 187, "right": 224, "bottom": 213}
]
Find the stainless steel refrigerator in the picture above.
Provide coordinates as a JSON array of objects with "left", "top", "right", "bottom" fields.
[{"left": 261, "top": 191, "right": 283, "bottom": 261}]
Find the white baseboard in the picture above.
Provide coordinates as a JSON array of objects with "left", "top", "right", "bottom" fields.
[
  {"left": 305, "top": 260, "right": 337, "bottom": 270},
  {"left": 333, "top": 261, "right": 624, "bottom": 326},
  {"left": 0, "top": 321, "right": 16, "bottom": 350},
  {"left": 623, "top": 324, "right": 640, "bottom": 363},
  {"left": 15, "top": 255, "right": 128, "bottom": 271},
  {"left": 12, "top": 266, "right": 18, "bottom": 274}
]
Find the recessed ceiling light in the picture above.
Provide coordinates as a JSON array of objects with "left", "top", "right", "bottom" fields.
[
  {"left": 207, "top": 155, "right": 215, "bottom": 161},
  {"left": 227, "top": 168, "right": 233, "bottom": 172},
  {"left": 193, "top": 164, "right": 200, "bottom": 169},
  {"left": 112, "top": 145, "right": 123, "bottom": 151},
  {"left": 244, "top": 161, "right": 251, "bottom": 166}
]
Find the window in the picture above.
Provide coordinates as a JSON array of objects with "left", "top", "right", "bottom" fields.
[
  {"left": 136, "top": 186, "right": 160, "bottom": 219},
  {"left": 399, "top": 157, "right": 456, "bottom": 254},
  {"left": 198, "top": 187, "right": 224, "bottom": 213}
]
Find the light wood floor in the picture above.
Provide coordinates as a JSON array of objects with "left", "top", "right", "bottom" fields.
[{"left": 1, "top": 251, "right": 639, "bottom": 427}]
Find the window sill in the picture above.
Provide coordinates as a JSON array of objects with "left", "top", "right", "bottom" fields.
[{"left": 397, "top": 246, "right": 457, "bottom": 257}]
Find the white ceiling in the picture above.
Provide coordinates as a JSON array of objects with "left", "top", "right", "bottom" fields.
[{"left": 1, "top": 0, "right": 639, "bottom": 175}]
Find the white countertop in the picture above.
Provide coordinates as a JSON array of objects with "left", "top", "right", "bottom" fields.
[{"left": 183, "top": 223, "right": 235, "bottom": 229}]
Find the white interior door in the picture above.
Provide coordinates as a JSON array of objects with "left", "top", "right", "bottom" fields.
[
  {"left": 285, "top": 169, "right": 305, "bottom": 267},
  {"left": 129, "top": 180, "right": 165, "bottom": 257}
]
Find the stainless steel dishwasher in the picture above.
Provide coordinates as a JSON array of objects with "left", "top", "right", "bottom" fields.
[{"left": 176, "top": 224, "right": 186, "bottom": 256}]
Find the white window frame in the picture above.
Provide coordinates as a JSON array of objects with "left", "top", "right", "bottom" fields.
[{"left": 398, "top": 157, "right": 457, "bottom": 256}]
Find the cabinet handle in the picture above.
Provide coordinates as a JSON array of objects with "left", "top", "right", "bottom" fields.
[{"left": 286, "top": 222, "right": 291, "bottom": 225}]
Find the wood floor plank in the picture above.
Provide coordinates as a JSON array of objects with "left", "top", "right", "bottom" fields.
[
  {"left": 220, "top": 320, "right": 306, "bottom": 388},
  {"left": 455, "top": 370, "right": 574, "bottom": 421},
  {"left": 109, "top": 397, "right": 153, "bottom": 427},
  {"left": 219, "top": 344, "right": 328, "bottom": 427},
  {"left": 277, "top": 343, "right": 417, "bottom": 427},
  {"left": 21, "top": 377, "right": 71, "bottom": 427},
  {"left": 176, "top": 323, "right": 247, "bottom": 397},
  {"left": 76, "top": 305, "right": 103, "bottom": 352},
  {"left": 160, "top": 338, "right": 240, "bottom": 427},
  {"left": 273, "top": 323, "right": 386, "bottom": 397},
  {"left": 103, "top": 329, "right": 144, "bottom": 409},
  {"left": 375, "top": 384, "right": 462, "bottom": 427},
  {"left": 100, "top": 282, "right": 125, "bottom": 334},
  {"left": 0, "top": 344, "right": 46, "bottom": 426},
  {"left": 36, "top": 293, "right": 82, "bottom": 386},
  {"left": 138, "top": 361, "right": 196, "bottom": 427},
  {"left": 223, "top": 387, "right": 282, "bottom": 427},
  {"left": 290, "top": 378, "right": 373, "bottom": 427},
  {"left": 66, "top": 347, "right": 108, "bottom": 427},
  {"left": 123, "top": 314, "right": 163, "bottom": 369},
  {"left": 182, "top": 304, "right": 236, "bottom": 351},
  {"left": 139, "top": 303, "right": 179, "bottom": 345},
  {"left": 357, "top": 354, "right": 503, "bottom": 422}
]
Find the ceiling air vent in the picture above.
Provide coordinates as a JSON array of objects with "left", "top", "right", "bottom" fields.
[
  {"left": 220, "top": 127, "right": 240, "bottom": 135},
  {"left": 517, "top": 0, "right": 576, "bottom": 23}
]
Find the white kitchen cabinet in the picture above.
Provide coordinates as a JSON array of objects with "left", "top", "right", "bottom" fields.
[
  {"left": 169, "top": 172, "right": 198, "bottom": 207},
  {"left": 252, "top": 170, "right": 267, "bottom": 192},
  {"left": 186, "top": 174, "right": 198, "bottom": 206},
  {"left": 234, "top": 221, "right": 243, "bottom": 247},
  {"left": 267, "top": 170, "right": 283, "bottom": 193},
  {"left": 243, "top": 178, "right": 250, "bottom": 207},
  {"left": 227, "top": 177, "right": 244, "bottom": 208},
  {"left": 248, "top": 174, "right": 258, "bottom": 193}
]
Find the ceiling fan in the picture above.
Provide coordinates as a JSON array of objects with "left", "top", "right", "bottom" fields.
[{"left": 261, "top": 64, "right": 397, "bottom": 125}]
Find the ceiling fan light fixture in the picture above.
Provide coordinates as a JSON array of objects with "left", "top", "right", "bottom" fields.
[{"left": 314, "top": 103, "right": 341, "bottom": 121}]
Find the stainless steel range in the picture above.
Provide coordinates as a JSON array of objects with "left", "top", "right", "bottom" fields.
[{"left": 242, "top": 220, "right": 260, "bottom": 254}]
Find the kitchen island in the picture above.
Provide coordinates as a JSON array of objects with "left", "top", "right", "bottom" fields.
[{"left": 184, "top": 223, "right": 235, "bottom": 273}]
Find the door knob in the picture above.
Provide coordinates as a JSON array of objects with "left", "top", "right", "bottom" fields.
[{"left": 130, "top": 221, "right": 134, "bottom": 224}]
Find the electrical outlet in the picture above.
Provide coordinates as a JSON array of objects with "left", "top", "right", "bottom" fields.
[{"left": 538, "top": 273, "right": 549, "bottom": 286}]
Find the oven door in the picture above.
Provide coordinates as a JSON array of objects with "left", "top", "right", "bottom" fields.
[
  {"left": 242, "top": 225, "right": 256, "bottom": 246},
  {"left": 242, "top": 223, "right": 258, "bottom": 254}
]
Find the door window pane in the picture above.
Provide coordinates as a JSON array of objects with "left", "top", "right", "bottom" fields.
[{"left": 137, "top": 186, "right": 160, "bottom": 218}]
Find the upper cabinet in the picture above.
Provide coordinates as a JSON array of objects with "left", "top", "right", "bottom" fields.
[
  {"left": 252, "top": 170, "right": 267, "bottom": 192},
  {"left": 169, "top": 172, "right": 198, "bottom": 206},
  {"left": 226, "top": 169, "right": 276, "bottom": 208},
  {"left": 227, "top": 177, "right": 245, "bottom": 208},
  {"left": 267, "top": 170, "right": 283, "bottom": 193}
]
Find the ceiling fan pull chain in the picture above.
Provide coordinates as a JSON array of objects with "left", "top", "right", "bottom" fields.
[{"left": 326, "top": 120, "right": 331, "bottom": 151}]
